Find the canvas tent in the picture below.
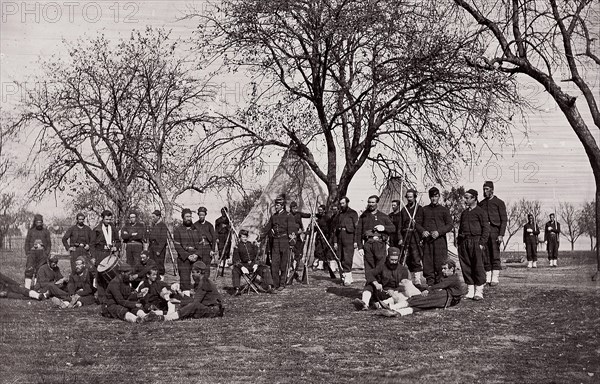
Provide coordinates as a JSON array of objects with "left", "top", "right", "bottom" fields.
[
  {"left": 239, "top": 147, "right": 328, "bottom": 242},
  {"left": 378, "top": 176, "right": 413, "bottom": 214}
]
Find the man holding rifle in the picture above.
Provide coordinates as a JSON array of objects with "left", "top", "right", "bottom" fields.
[
  {"left": 397, "top": 189, "right": 424, "bottom": 287},
  {"left": 174, "top": 208, "right": 201, "bottom": 294}
]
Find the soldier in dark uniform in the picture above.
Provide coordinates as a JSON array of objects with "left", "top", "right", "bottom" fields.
[
  {"left": 260, "top": 196, "right": 295, "bottom": 290},
  {"left": 173, "top": 208, "right": 202, "bottom": 293},
  {"left": 457, "top": 189, "right": 489, "bottom": 300},
  {"left": 194, "top": 207, "right": 216, "bottom": 275},
  {"left": 312, "top": 205, "right": 332, "bottom": 271},
  {"left": 479, "top": 181, "right": 507, "bottom": 286},
  {"left": 0, "top": 271, "right": 43, "bottom": 300},
  {"left": 388, "top": 200, "right": 402, "bottom": 247},
  {"left": 91, "top": 210, "right": 120, "bottom": 304},
  {"left": 214, "top": 207, "right": 231, "bottom": 267},
  {"left": 289, "top": 201, "right": 311, "bottom": 283},
  {"left": 232, "top": 229, "right": 275, "bottom": 295},
  {"left": 102, "top": 263, "right": 148, "bottom": 323},
  {"left": 416, "top": 187, "right": 453, "bottom": 286},
  {"left": 147, "top": 209, "right": 168, "bottom": 276},
  {"left": 523, "top": 214, "right": 540, "bottom": 268},
  {"left": 333, "top": 197, "right": 359, "bottom": 286},
  {"left": 357, "top": 195, "right": 396, "bottom": 286},
  {"left": 121, "top": 212, "right": 146, "bottom": 267},
  {"left": 62, "top": 213, "right": 93, "bottom": 274},
  {"left": 130, "top": 250, "right": 157, "bottom": 288},
  {"left": 398, "top": 189, "right": 424, "bottom": 286},
  {"left": 544, "top": 213, "right": 561, "bottom": 267},
  {"left": 24, "top": 214, "right": 52, "bottom": 289}
]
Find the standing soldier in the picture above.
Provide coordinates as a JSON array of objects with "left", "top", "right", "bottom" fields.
[
  {"left": 333, "top": 197, "right": 359, "bottom": 286},
  {"left": 24, "top": 214, "right": 52, "bottom": 289},
  {"left": 479, "top": 181, "right": 507, "bottom": 286},
  {"left": 457, "top": 189, "right": 489, "bottom": 301},
  {"left": 398, "top": 189, "right": 424, "bottom": 286},
  {"left": 174, "top": 208, "right": 201, "bottom": 294},
  {"left": 62, "top": 213, "right": 93, "bottom": 274},
  {"left": 214, "top": 207, "right": 231, "bottom": 267},
  {"left": 417, "top": 187, "right": 453, "bottom": 286},
  {"left": 121, "top": 211, "right": 146, "bottom": 267},
  {"left": 388, "top": 200, "right": 402, "bottom": 247},
  {"left": 260, "top": 195, "right": 294, "bottom": 290},
  {"left": 194, "top": 207, "right": 216, "bottom": 275},
  {"left": 523, "top": 214, "right": 540, "bottom": 268},
  {"left": 356, "top": 195, "right": 396, "bottom": 286},
  {"left": 544, "top": 213, "right": 561, "bottom": 267},
  {"left": 91, "top": 210, "right": 120, "bottom": 304},
  {"left": 289, "top": 201, "right": 311, "bottom": 283},
  {"left": 147, "top": 210, "right": 168, "bottom": 277},
  {"left": 312, "top": 205, "right": 332, "bottom": 271}
]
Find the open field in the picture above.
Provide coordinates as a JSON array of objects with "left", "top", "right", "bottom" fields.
[{"left": 1, "top": 249, "right": 599, "bottom": 384}]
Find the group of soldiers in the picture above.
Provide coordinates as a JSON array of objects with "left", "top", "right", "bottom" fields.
[{"left": 1, "top": 180, "right": 564, "bottom": 319}]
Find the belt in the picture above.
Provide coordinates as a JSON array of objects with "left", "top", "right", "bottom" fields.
[
  {"left": 128, "top": 241, "right": 144, "bottom": 245},
  {"left": 461, "top": 235, "right": 481, "bottom": 239}
]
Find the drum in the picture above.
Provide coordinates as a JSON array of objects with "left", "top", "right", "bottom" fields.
[{"left": 97, "top": 254, "right": 121, "bottom": 282}]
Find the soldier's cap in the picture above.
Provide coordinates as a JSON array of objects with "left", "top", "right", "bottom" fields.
[
  {"left": 405, "top": 188, "right": 418, "bottom": 197},
  {"left": 152, "top": 210, "right": 161, "bottom": 217},
  {"left": 197, "top": 206, "right": 208, "bottom": 214},
  {"left": 140, "top": 250, "right": 149, "bottom": 257},
  {"left": 388, "top": 247, "right": 401, "bottom": 257},
  {"left": 289, "top": 201, "right": 298, "bottom": 208},
  {"left": 274, "top": 196, "right": 285, "bottom": 204},
  {"left": 192, "top": 261, "right": 208, "bottom": 272},
  {"left": 181, "top": 208, "right": 192, "bottom": 218},
  {"left": 239, "top": 229, "right": 249, "bottom": 236},
  {"left": 118, "top": 263, "right": 133, "bottom": 272},
  {"left": 483, "top": 180, "right": 494, "bottom": 189},
  {"left": 34, "top": 214, "right": 44, "bottom": 222},
  {"left": 428, "top": 187, "right": 440, "bottom": 197},
  {"left": 76, "top": 212, "right": 85, "bottom": 219},
  {"left": 465, "top": 189, "right": 478, "bottom": 198},
  {"left": 48, "top": 254, "right": 59, "bottom": 263},
  {"left": 75, "top": 256, "right": 87, "bottom": 264}
]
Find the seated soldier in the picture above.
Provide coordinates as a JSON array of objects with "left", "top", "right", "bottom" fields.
[
  {"left": 137, "top": 266, "right": 173, "bottom": 314},
  {"left": 352, "top": 247, "right": 421, "bottom": 311},
  {"left": 66, "top": 256, "right": 96, "bottom": 308},
  {"left": 381, "top": 259, "right": 467, "bottom": 317},
  {"left": 130, "top": 250, "right": 157, "bottom": 289},
  {"left": 35, "top": 255, "right": 70, "bottom": 305},
  {"left": 102, "top": 263, "right": 148, "bottom": 323},
  {"left": 147, "top": 261, "right": 223, "bottom": 321},
  {"left": 232, "top": 229, "right": 275, "bottom": 295},
  {"left": 0, "top": 271, "right": 44, "bottom": 300}
]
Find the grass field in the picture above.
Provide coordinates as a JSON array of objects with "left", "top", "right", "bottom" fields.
[{"left": 1, "top": 249, "right": 599, "bottom": 384}]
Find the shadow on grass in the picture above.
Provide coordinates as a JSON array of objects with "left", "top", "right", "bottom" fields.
[{"left": 326, "top": 286, "right": 361, "bottom": 299}]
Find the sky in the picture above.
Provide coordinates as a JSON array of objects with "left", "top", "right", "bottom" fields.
[{"left": 1, "top": 1, "right": 598, "bottom": 250}]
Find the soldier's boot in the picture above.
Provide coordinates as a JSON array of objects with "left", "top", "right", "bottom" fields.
[
  {"left": 473, "top": 285, "right": 484, "bottom": 301},
  {"left": 527, "top": 261, "right": 533, "bottom": 268},
  {"left": 532, "top": 261, "right": 538, "bottom": 268},
  {"left": 490, "top": 270, "right": 500, "bottom": 286},
  {"left": 24, "top": 278, "right": 32, "bottom": 290},
  {"left": 328, "top": 261, "right": 338, "bottom": 273},
  {"left": 412, "top": 271, "right": 423, "bottom": 286},
  {"left": 485, "top": 271, "right": 492, "bottom": 285},
  {"left": 344, "top": 272, "right": 353, "bottom": 286},
  {"left": 465, "top": 285, "right": 475, "bottom": 299},
  {"left": 317, "top": 261, "right": 324, "bottom": 270}
]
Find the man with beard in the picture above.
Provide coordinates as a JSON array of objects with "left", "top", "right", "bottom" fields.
[
  {"left": 352, "top": 247, "right": 411, "bottom": 311},
  {"left": 67, "top": 256, "right": 96, "bottom": 307},
  {"left": 24, "top": 214, "right": 52, "bottom": 289},
  {"left": 398, "top": 189, "right": 424, "bottom": 286},
  {"left": 103, "top": 263, "right": 148, "bottom": 323},
  {"left": 356, "top": 195, "right": 396, "bottom": 285},
  {"left": 62, "top": 213, "right": 93, "bottom": 274},
  {"left": 121, "top": 211, "right": 146, "bottom": 267},
  {"left": 260, "top": 196, "right": 295, "bottom": 290},
  {"left": 333, "top": 197, "right": 359, "bottom": 286},
  {"left": 35, "top": 254, "right": 69, "bottom": 306},
  {"left": 147, "top": 210, "right": 168, "bottom": 277},
  {"left": 130, "top": 250, "right": 157, "bottom": 289},
  {"left": 174, "top": 208, "right": 202, "bottom": 294},
  {"left": 479, "top": 181, "right": 507, "bottom": 286},
  {"left": 91, "top": 210, "right": 120, "bottom": 304},
  {"left": 523, "top": 214, "right": 540, "bottom": 268},
  {"left": 388, "top": 200, "right": 402, "bottom": 247},
  {"left": 288, "top": 201, "right": 311, "bottom": 284},
  {"left": 417, "top": 187, "right": 453, "bottom": 286},
  {"left": 544, "top": 213, "right": 561, "bottom": 267},
  {"left": 457, "top": 189, "right": 489, "bottom": 300},
  {"left": 214, "top": 207, "right": 231, "bottom": 267},
  {"left": 194, "top": 207, "right": 216, "bottom": 276}
]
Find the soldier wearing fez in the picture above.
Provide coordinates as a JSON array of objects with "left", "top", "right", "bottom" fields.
[
  {"left": 479, "top": 181, "right": 507, "bottom": 286},
  {"left": 194, "top": 206, "right": 216, "bottom": 276}
]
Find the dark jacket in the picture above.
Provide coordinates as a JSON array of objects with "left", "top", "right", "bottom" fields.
[
  {"left": 458, "top": 206, "right": 490, "bottom": 247},
  {"left": 68, "top": 269, "right": 94, "bottom": 297},
  {"left": 105, "top": 276, "right": 138, "bottom": 309},
  {"left": 479, "top": 196, "right": 508, "bottom": 236},
  {"left": 523, "top": 222, "right": 540, "bottom": 243},
  {"left": 356, "top": 210, "right": 395, "bottom": 248},
  {"left": 417, "top": 204, "right": 453, "bottom": 239},
  {"left": 367, "top": 261, "right": 409, "bottom": 288},
  {"left": 173, "top": 224, "right": 202, "bottom": 261},
  {"left": 62, "top": 224, "right": 93, "bottom": 250}
]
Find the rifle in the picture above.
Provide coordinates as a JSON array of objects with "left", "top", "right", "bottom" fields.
[
  {"left": 219, "top": 209, "right": 240, "bottom": 278},
  {"left": 398, "top": 193, "right": 423, "bottom": 266},
  {"left": 312, "top": 219, "right": 344, "bottom": 280},
  {"left": 216, "top": 230, "right": 232, "bottom": 278},
  {"left": 166, "top": 229, "right": 179, "bottom": 276}
]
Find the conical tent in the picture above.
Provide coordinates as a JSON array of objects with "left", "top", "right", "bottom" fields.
[
  {"left": 378, "top": 176, "right": 412, "bottom": 214},
  {"left": 239, "top": 147, "right": 328, "bottom": 242}
]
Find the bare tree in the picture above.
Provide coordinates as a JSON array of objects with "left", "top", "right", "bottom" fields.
[
  {"left": 0, "top": 194, "right": 33, "bottom": 248},
  {"left": 0, "top": 110, "right": 18, "bottom": 187},
  {"left": 189, "top": 0, "right": 521, "bottom": 205},
  {"left": 558, "top": 201, "right": 583, "bottom": 251},
  {"left": 454, "top": 0, "right": 600, "bottom": 277},
  {"left": 12, "top": 27, "right": 226, "bottom": 222},
  {"left": 442, "top": 186, "right": 466, "bottom": 245},
  {"left": 578, "top": 200, "right": 596, "bottom": 251}
]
